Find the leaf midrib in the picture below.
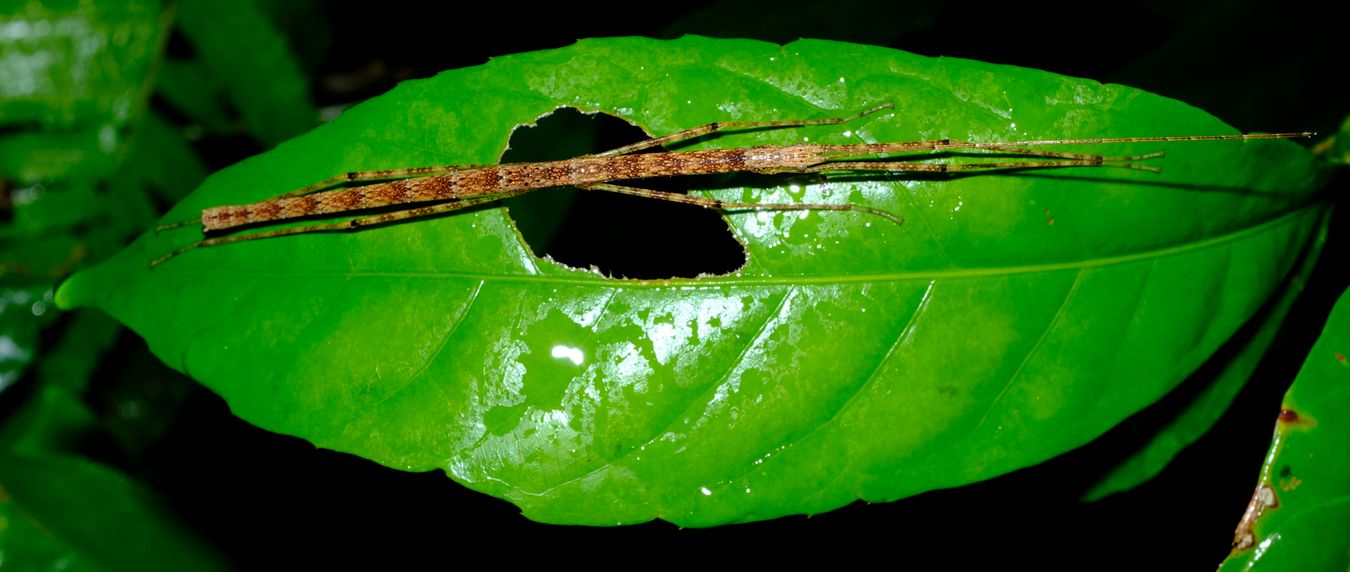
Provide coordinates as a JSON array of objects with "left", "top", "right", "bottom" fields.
[{"left": 151, "top": 203, "right": 1319, "bottom": 286}]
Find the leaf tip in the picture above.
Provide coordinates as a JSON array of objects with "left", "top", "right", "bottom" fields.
[{"left": 53, "top": 272, "right": 88, "bottom": 310}]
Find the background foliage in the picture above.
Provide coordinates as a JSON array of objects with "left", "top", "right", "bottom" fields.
[{"left": 1, "top": 0, "right": 1345, "bottom": 568}]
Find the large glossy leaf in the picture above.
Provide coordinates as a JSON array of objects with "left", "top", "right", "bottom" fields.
[
  {"left": 58, "top": 37, "right": 1329, "bottom": 526},
  {"left": 1220, "top": 285, "right": 1350, "bottom": 571}
]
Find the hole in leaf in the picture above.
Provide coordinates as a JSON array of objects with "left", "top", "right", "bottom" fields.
[{"left": 503, "top": 108, "right": 747, "bottom": 279}]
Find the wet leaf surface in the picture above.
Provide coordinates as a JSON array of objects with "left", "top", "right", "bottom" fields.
[{"left": 60, "top": 37, "right": 1329, "bottom": 526}]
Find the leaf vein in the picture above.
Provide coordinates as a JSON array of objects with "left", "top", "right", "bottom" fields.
[
  {"left": 528, "top": 285, "right": 797, "bottom": 499},
  {"left": 367, "top": 279, "right": 486, "bottom": 411},
  {"left": 149, "top": 202, "right": 1316, "bottom": 287},
  {"left": 731, "top": 280, "right": 937, "bottom": 495},
  {"left": 973, "top": 267, "right": 1085, "bottom": 433}
]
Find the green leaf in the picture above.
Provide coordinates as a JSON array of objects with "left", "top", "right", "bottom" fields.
[
  {"left": 0, "top": 284, "right": 54, "bottom": 395},
  {"left": 0, "top": 309, "right": 214, "bottom": 570},
  {"left": 57, "top": 37, "right": 1330, "bottom": 526},
  {"left": 0, "top": 0, "right": 166, "bottom": 130},
  {"left": 0, "top": 0, "right": 170, "bottom": 404},
  {"left": 0, "top": 183, "right": 101, "bottom": 240},
  {"left": 0, "top": 129, "right": 122, "bottom": 184},
  {"left": 175, "top": 0, "right": 317, "bottom": 146},
  {"left": 1219, "top": 286, "right": 1350, "bottom": 571},
  {"left": 0, "top": 454, "right": 227, "bottom": 572},
  {"left": 251, "top": 0, "right": 330, "bottom": 74},
  {"left": 1, "top": 312, "right": 117, "bottom": 467},
  {"left": 0, "top": 487, "right": 101, "bottom": 572},
  {"left": 36, "top": 309, "right": 121, "bottom": 395},
  {"left": 1082, "top": 215, "right": 1329, "bottom": 501},
  {"left": 1327, "top": 112, "right": 1350, "bottom": 166},
  {"left": 0, "top": 232, "right": 69, "bottom": 397},
  {"left": 123, "top": 111, "right": 208, "bottom": 204},
  {"left": 154, "top": 58, "right": 233, "bottom": 135}
]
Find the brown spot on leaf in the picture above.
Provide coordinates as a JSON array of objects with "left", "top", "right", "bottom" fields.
[
  {"left": 1278, "top": 408, "right": 1300, "bottom": 424},
  {"left": 1046, "top": 217, "right": 1055, "bottom": 226},
  {"left": 1335, "top": 352, "right": 1347, "bottom": 366}
]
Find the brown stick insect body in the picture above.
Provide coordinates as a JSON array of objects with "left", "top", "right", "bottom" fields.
[{"left": 151, "top": 103, "right": 1311, "bottom": 267}]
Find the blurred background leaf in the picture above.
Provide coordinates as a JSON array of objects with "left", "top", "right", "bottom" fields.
[
  {"left": 0, "top": 0, "right": 166, "bottom": 397},
  {"left": 172, "top": 0, "right": 317, "bottom": 146},
  {"left": 0, "top": 0, "right": 277, "bottom": 567}
]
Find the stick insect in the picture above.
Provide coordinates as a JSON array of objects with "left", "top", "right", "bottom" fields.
[{"left": 150, "top": 102, "right": 1311, "bottom": 267}]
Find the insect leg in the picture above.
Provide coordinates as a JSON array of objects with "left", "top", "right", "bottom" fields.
[
  {"left": 593, "top": 102, "right": 894, "bottom": 157},
  {"left": 579, "top": 183, "right": 902, "bottom": 224},
  {"left": 275, "top": 164, "right": 495, "bottom": 199},
  {"left": 153, "top": 164, "right": 498, "bottom": 233},
  {"left": 150, "top": 190, "right": 532, "bottom": 268},
  {"left": 807, "top": 157, "right": 1162, "bottom": 174}
]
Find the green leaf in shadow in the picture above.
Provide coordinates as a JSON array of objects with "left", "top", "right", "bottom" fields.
[
  {"left": 1082, "top": 213, "right": 1329, "bottom": 501},
  {"left": 154, "top": 58, "right": 233, "bottom": 135},
  {"left": 0, "top": 454, "right": 227, "bottom": 572},
  {"left": 175, "top": 0, "right": 317, "bottom": 146},
  {"left": 0, "top": 307, "right": 218, "bottom": 570},
  {"left": 0, "top": 484, "right": 97, "bottom": 571},
  {"left": 0, "top": 283, "right": 53, "bottom": 394},
  {"left": 58, "top": 37, "right": 1331, "bottom": 526},
  {"left": 0, "top": 0, "right": 170, "bottom": 394}
]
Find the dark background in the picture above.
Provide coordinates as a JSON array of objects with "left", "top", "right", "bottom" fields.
[{"left": 66, "top": 0, "right": 1350, "bottom": 567}]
